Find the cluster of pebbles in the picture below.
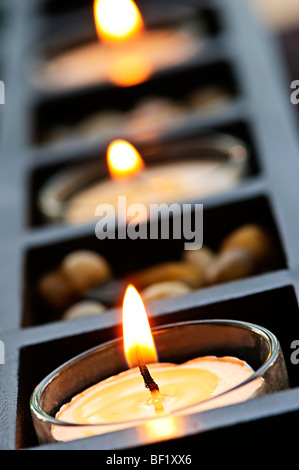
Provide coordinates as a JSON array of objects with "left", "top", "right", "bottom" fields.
[
  {"left": 37, "top": 224, "right": 276, "bottom": 322},
  {"left": 40, "top": 86, "right": 231, "bottom": 146}
]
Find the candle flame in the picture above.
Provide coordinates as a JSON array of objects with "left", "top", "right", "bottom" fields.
[
  {"left": 107, "top": 139, "right": 145, "bottom": 179},
  {"left": 94, "top": 0, "right": 143, "bottom": 43},
  {"left": 94, "top": 0, "right": 151, "bottom": 86},
  {"left": 122, "top": 284, "right": 158, "bottom": 369}
]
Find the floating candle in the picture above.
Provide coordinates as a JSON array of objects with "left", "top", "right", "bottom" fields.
[
  {"left": 32, "top": 0, "right": 203, "bottom": 91},
  {"left": 51, "top": 286, "right": 264, "bottom": 442}
]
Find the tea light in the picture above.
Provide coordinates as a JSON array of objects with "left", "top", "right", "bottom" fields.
[
  {"left": 30, "top": 303, "right": 289, "bottom": 445},
  {"left": 53, "top": 359, "right": 263, "bottom": 442},
  {"left": 50, "top": 286, "right": 264, "bottom": 442},
  {"left": 32, "top": 0, "right": 203, "bottom": 91},
  {"left": 38, "top": 134, "right": 248, "bottom": 225}
]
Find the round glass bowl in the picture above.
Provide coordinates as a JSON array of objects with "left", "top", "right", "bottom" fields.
[
  {"left": 37, "top": 133, "right": 249, "bottom": 225},
  {"left": 30, "top": 319, "right": 289, "bottom": 446}
]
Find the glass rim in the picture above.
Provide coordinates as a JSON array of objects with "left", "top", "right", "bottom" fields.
[{"left": 30, "top": 318, "right": 280, "bottom": 429}]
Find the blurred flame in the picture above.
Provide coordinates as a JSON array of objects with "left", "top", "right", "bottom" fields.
[
  {"left": 122, "top": 284, "right": 158, "bottom": 369},
  {"left": 94, "top": 0, "right": 143, "bottom": 42},
  {"left": 94, "top": 0, "right": 151, "bottom": 86},
  {"left": 109, "top": 53, "right": 152, "bottom": 87},
  {"left": 107, "top": 139, "right": 145, "bottom": 179}
]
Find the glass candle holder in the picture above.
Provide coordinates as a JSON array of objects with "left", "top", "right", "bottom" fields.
[
  {"left": 37, "top": 133, "right": 249, "bottom": 225},
  {"left": 30, "top": 319, "right": 289, "bottom": 446}
]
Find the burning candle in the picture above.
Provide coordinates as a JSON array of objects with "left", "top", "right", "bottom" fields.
[
  {"left": 38, "top": 135, "right": 248, "bottom": 225},
  {"left": 48, "top": 285, "right": 265, "bottom": 442},
  {"left": 32, "top": 0, "right": 203, "bottom": 91}
]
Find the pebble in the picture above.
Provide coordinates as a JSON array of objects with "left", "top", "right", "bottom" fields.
[
  {"left": 61, "top": 250, "right": 112, "bottom": 293},
  {"left": 187, "top": 86, "right": 231, "bottom": 112},
  {"left": 141, "top": 281, "right": 192, "bottom": 302},
  {"left": 182, "top": 245, "right": 215, "bottom": 281},
  {"left": 62, "top": 300, "right": 106, "bottom": 320},
  {"left": 37, "top": 269, "right": 78, "bottom": 312},
  {"left": 206, "top": 248, "right": 257, "bottom": 285},
  {"left": 220, "top": 224, "right": 274, "bottom": 268},
  {"left": 127, "top": 261, "right": 206, "bottom": 290},
  {"left": 75, "top": 110, "right": 122, "bottom": 138}
]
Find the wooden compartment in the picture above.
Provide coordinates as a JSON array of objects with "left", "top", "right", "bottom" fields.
[
  {"left": 24, "top": 194, "right": 287, "bottom": 327},
  {"left": 16, "top": 285, "right": 299, "bottom": 449},
  {"left": 27, "top": 118, "right": 260, "bottom": 228},
  {"left": 30, "top": 60, "right": 237, "bottom": 148}
]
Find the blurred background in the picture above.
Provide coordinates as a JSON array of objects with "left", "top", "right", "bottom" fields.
[
  {"left": 256, "top": 0, "right": 299, "bottom": 132},
  {"left": 253, "top": 0, "right": 299, "bottom": 117}
]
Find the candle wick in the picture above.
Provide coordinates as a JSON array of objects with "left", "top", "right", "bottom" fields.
[
  {"left": 135, "top": 345, "right": 164, "bottom": 414},
  {"left": 135, "top": 345, "right": 159, "bottom": 392}
]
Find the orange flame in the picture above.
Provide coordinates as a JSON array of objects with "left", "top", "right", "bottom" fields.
[
  {"left": 122, "top": 284, "right": 158, "bottom": 369},
  {"left": 109, "top": 54, "right": 151, "bottom": 87},
  {"left": 94, "top": 0, "right": 151, "bottom": 86},
  {"left": 107, "top": 139, "right": 145, "bottom": 179},
  {"left": 94, "top": 0, "right": 143, "bottom": 43}
]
